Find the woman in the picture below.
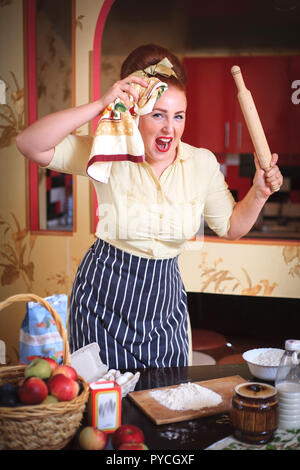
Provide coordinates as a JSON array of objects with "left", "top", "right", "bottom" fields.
[{"left": 16, "top": 44, "right": 283, "bottom": 370}]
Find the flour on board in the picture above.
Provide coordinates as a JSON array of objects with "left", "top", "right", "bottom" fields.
[{"left": 150, "top": 382, "right": 222, "bottom": 410}]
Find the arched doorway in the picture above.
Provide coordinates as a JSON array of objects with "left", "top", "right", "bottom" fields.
[{"left": 91, "top": 0, "right": 187, "bottom": 230}]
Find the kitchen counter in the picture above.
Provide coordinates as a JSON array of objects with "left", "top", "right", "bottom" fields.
[
  {"left": 65, "top": 364, "right": 253, "bottom": 452},
  {"left": 68, "top": 363, "right": 300, "bottom": 453},
  {"left": 68, "top": 363, "right": 253, "bottom": 452}
]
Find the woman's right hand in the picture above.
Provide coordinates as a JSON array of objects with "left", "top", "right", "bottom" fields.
[{"left": 99, "top": 75, "right": 149, "bottom": 111}]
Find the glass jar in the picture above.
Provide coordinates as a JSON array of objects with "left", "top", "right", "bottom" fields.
[
  {"left": 275, "top": 339, "right": 300, "bottom": 429},
  {"left": 230, "top": 382, "right": 278, "bottom": 444}
]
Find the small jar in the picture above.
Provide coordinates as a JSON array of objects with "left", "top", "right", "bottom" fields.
[{"left": 230, "top": 382, "right": 278, "bottom": 444}]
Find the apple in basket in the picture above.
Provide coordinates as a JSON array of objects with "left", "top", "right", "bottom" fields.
[
  {"left": 51, "top": 364, "right": 78, "bottom": 381},
  {"left": 42, "top": 394, "right": 58, "bottom": 404},
  {"left": 41, "top": 356, "right": 59, "bottom": 373},
  {"left": 48, "top": 374, "right": 79, "bottom": 401},
  {"left": 26, "top": 355, "right": 59, "bottom": 373},
  {"left": 24, "top": 358, "right": 52, "bottom": 380},
  {"left": 19, "top": 377, "right": 48, "bottom": 405}
]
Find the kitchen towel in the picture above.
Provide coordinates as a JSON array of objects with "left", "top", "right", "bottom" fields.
[{"left": 86, "top": 57, "right": 176, "bottom": 184}]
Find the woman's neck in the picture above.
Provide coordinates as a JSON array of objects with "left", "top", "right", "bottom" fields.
[{"left": 146, "top": 152, "right": 177, "bottom": 179}]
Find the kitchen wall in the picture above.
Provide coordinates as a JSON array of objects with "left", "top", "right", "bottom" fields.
[
  {"left": 0, "top": 0, "right": 299, "bottom": 364},
  {"left": 0, "top": 0, "right": 102, "bottom": 364}
]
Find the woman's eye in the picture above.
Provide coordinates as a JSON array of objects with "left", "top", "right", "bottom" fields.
[
  {"left": 175, "top": 114, "right": 184, "bottom": 120},
  {"left": 152, "top": 113, "right": 163, "bottom": 118}
]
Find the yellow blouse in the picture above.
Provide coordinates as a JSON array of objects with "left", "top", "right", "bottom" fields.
[{"left": 46, "top": 134, "right": 235, "bottom": 259}]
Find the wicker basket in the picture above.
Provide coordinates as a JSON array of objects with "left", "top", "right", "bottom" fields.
[{"left": 0, "top": 293, "right": 90, "bottom": 450}]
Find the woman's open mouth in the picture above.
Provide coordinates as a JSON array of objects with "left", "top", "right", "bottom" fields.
[{"left": 155, "top": 137, "right": 173, "bottom": 152}]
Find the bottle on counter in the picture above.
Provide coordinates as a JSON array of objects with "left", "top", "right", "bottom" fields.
[{"left": 275, "top": 339, "right": 300, "bottom": 429}]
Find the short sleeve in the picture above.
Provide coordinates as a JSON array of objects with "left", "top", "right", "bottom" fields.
[
  {"left": 44, "top": 134, "right": 93, "bottom": 177},
  {"left": 203, "top": 154, "right": 236, "bottom": 237}
]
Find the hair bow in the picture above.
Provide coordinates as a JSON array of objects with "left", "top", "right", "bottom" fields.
[{"left": 143, "top": 57, "right": 178, "bottom": 79}]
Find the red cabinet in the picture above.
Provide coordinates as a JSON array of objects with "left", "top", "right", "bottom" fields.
[
  {"left": 183, "top": 56, "right": 300, "bottom": 156},
  {"left": 182, "top": 58, "right": 228, "bottom": 153},
  {"left": 288, "top": 56, "right": 300, "bottom": 154}
]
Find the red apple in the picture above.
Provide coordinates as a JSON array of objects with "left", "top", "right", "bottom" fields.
[
  {"left": 48, "top": 374, "right": 79, "bottom": 401},
  {"left": 118, "top": 442, "right": 148, "bottom": 450},
  {"left": 41, "top": 357, "right": 59, "bottom": 372},
  {"left": 111, "top": 425, "right": 144, "bottom": 450},
  {"left": 78, "top": 426, "right": 107, "bottom": 450},
  {"left": 51, "top": 364, "right": 78, "bottom": 381},
  {"left": 18, "top": 377, "right": 48, "bottom": 405}
]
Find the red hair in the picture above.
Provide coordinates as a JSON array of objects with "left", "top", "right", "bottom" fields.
[{"left": 121, "top": 44, "right": 186, "bottom": 91}]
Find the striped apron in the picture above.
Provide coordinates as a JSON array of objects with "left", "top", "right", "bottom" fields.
[{"left": 69, "top": 238, "right": 189, "bottom": 370}]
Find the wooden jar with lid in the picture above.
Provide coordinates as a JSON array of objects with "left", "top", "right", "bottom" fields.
[{"left": 230, "top": 382, "right": 278, "bottom": 445}]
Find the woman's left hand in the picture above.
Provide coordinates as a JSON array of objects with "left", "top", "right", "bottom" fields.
[{"left": 253, "top": 152, "right": 283, "bottom": 200}]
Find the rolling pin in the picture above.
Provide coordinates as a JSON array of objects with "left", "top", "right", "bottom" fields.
[{"left": 231, "top": 65, "right": 280, "bottom": 192}]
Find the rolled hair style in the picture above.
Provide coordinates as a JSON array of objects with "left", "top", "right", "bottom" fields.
[{"left": 120, "top": 43, "right": 186, "bottom": 91}]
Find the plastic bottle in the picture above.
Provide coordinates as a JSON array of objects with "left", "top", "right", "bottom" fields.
[{"left": 275, "top": 339, "right": 300, "bottom": 429}]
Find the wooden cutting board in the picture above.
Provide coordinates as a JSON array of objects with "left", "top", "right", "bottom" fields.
[{"left": 128, "top": 375, "right": 245, "bottom": 425}]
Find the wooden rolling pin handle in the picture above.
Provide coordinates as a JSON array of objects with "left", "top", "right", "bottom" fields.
[
  {"left": 231, "top": 65, "right": 245, "bottom": 92},
  {"left": 231, "top": 65, "right": 280, "bottom": 193}
]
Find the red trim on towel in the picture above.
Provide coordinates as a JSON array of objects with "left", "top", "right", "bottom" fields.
[{"left": 87, "top": 154, "right": 145, "bottom": 165}]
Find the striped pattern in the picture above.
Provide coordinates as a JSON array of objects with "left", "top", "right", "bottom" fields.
[{"left": 69, "top": 239, "right": 189, "bottom": 370}]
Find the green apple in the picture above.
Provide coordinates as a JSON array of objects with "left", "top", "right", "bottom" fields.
[
  {"left": 24, "top": 358, "right": 52, "bottom": 379},
  {"left": 42, "top": 394, "right": 58, "bottom": 404}
]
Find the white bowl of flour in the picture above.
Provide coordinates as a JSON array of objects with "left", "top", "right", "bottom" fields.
[{"left": 243, "top": 348, "right": 285, "bottom": 381}]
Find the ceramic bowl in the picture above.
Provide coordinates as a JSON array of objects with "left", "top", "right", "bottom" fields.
[{"left": 242, "top": 348, "right": 285, "bottom": 381}]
